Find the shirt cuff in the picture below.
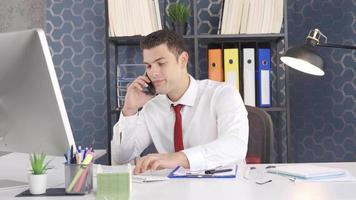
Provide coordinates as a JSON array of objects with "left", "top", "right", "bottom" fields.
[
  {"left": 118, "top": 111, "right": 139, "bottom": 125},
  {"left": 182, "top": 146, "right": 207, "bottom": 171},
  {"left": 112, "top": 112, "right": 139, "bottom": 144}
]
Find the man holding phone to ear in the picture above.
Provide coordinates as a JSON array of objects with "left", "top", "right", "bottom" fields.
[{"left": 112, "top": 29, "right": 248, "bottom": 175}]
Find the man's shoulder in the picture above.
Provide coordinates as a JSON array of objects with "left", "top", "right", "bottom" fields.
[
  {"left": 197, "top": 79, "right": 236, "bottom": 92},
  {"left": 197, "top": 79, "right": 241, "bottom": 103}
]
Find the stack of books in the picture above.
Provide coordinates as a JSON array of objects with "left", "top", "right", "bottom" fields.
[
  {"left": 108, "top": 0, "right": 162, "bottom": 37},
  {"left": 219, "top": 0, "right": 284, "bottom": 34}
]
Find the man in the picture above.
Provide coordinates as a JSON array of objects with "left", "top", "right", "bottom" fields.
[{"left": 112, "top": 29, "right": 248, "bottom": 175}]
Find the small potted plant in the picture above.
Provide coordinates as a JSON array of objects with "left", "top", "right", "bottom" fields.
[
  {"left": 167, "top": 3, "right": 191, "bottom": 35},
  {"left": 28, "top": 153, "right": 52, "bottom": 194}
]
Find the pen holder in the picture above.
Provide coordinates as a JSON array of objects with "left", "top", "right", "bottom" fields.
[{"left": 64, "top": 163, "right": 93, "bottom": 194}]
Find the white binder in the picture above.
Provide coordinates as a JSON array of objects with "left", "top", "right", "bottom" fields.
[{"left": 243, "top": 48, "right": 256, "bottom": 106}]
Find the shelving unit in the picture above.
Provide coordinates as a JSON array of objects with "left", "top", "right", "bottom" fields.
[{"left": 105, "top": 0, "right": 290, "bottom": 164}]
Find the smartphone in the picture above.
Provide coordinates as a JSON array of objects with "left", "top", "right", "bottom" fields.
[{"left": 142, "top": 73, "right": 156, "bottom": 95}]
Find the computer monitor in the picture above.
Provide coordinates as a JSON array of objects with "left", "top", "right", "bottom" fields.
[{"left": 0, "top": 29, "right": 76, "bottom": 156}]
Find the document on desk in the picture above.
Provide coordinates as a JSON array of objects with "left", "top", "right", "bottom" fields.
[
  {"left": 267, "top": 164, "right": 355, "bottom": 181},
  {"left": 96, "top": 165, "right": 169, "bottom": 183},
  {"left": 132, "top": 175, "right": 169, "bottom": 183},
  {"left": 132, "top": 169, "right": 170, "bottom": 183},
  {"left": 168, "top": 165, "right": 237, "bottom": 178}
]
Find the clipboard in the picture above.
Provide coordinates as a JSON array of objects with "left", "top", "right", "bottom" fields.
[{"left": 168, "top": 165, "right": 237, "bottom": 178}]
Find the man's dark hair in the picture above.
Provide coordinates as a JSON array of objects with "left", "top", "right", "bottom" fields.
[{"left": 140, "top": 29, "right": 187, "bottom": 60}]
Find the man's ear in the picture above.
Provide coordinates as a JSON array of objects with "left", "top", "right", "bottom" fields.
[{"left": 179, "top": 51, "right": 189, "bottom": 67}]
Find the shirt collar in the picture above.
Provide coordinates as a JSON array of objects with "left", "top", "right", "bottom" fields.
[{"left": 166, "top": 75, "right": 197, "bottom": 107}]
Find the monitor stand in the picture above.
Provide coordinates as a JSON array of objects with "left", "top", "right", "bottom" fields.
[
  {"left": 0, "top": 151, "right": 10, "bottom": 157},
  {"left": 0, "top": 179, "right": 27, "bottom": 190},
  {"left": 0, "top": 151, "right": 27, "bottom": 190}
]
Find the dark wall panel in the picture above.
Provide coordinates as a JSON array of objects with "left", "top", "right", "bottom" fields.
[{"left": 287, "top": 0, "right": 356, "bottom": 162}]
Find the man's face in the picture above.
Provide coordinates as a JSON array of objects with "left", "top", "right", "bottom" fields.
[{"left": 143, "top": 43, "right": 187, "bottom": 95}]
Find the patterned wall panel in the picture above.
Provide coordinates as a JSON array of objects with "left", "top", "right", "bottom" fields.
[
  {"left": 197, "top": 0, "right": 222, "bottom": 34},
  {"left": 44, "top": 0, "right": 354, "bottom": 162},
  {"left": 44, "top": 0, "right": 290, "bottom": 158},
  {"left": 287, "top": 0, "right": 356, "bottom": 162},
  {"left": 46, "top": 0, "right": 107, "bottom": 148},
  {"left": 109, "top": 0, "right": 288, "bottom": 162}
]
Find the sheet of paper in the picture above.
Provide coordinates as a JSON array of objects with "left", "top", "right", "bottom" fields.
[
  {"left": 132, "top": 169, "right": 170, "bottom": 183},
  {"left": 293, "top": 171, "right": 356, "bottom": 183},
  {"left": 132, "top": 175, "right": 169, "bottom": 183}
]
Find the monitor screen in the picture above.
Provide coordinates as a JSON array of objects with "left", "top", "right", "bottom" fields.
[{"left": 0, "top": 29, "right": 76, "bottom": 156}]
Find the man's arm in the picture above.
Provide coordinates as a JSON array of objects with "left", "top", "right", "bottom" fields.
[
  {"left": 111, "top": 75, "right": 154, "bottom": 164},
  {"left": 133, "top": 152, "right": 189, "bottom": 175},
  {"left": 183, "top": 84, "right": 249, "bottom": 171},
  {"left": 132, "top": 84, "right": 248, "bottom": 174},
  {"left": 111, "top": 111, "right": 152, "bottom": 164}
]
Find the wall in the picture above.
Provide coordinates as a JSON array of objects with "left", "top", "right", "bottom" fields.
[
  {"left": 3, "top": 0, "right": 353, "bottom": 160},
  {"left": 46, "top": 0, "right": 107, "bottom": 148},
  {"left": 45, "top": 0, "right": 289, "bottom": 158},
  {"left": 287, "top": 0, "right": 356, "bottom": 162},
  {"left": 0, "top": 0, "right": 45, "bottom": 32}
]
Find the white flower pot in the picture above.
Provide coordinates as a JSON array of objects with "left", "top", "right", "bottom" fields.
[{"left": 28, "top": 173, "right": 47, "bottom": 195}]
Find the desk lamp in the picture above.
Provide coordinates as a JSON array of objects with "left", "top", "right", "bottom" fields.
[{"left": 280, "top": 28, "right": 356, "bottom": 76}]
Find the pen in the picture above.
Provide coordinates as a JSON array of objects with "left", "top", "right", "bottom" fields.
[
  {"left": 76, "top": 153, "right": 81, "bottom": 164},
  {"left": 77, "top": 145, "right": 81, "bottom": 155},
  {"left": 64, "top": 153, "right": 68, "bottom": 163},
  {"left": 205, "top": 168, "right": 233, "bottom": 174},
  {"left": 70, "top": 145, "right": 74, "bottom": 164},
  {"left": 83, "top": 147, "right": 88, "bottom": 160},
  {"left": 66, "top": 149, "right": 71, "bottom": 164}
]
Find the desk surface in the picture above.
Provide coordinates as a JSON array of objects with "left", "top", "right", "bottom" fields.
[{"left": 1, "top": 153, "right": 356, "bottom": 200}]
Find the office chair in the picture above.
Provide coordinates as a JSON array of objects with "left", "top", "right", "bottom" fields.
[
  {"left": 245, "top": 105, "right": 273, "bottom": 164},
  {"left": 138, "top": 106, "right": 274, "bottom": 164}
]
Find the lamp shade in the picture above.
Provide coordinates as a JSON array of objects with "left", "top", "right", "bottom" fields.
[{"left": 280, "top": 45, "right": 325, "bottom": 76}]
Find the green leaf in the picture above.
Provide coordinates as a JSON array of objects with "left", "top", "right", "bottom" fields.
[
  {"left": 29, "top": 153, "right": 52, "bottom": 175},
  {"left": 167, "top": 3, "right": 190, "bottom": 23}
]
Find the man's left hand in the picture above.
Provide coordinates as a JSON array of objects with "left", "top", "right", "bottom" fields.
[{"left": 134, "top": 152, "right": 189, "bottom": 175}]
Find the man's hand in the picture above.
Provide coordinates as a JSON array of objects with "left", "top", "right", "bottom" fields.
[
  {"left": 122, "top": 75, "right": 154, "bottom": 116},
  {"left": 133, "top": 152, "right": 190, "bottom": 175}
]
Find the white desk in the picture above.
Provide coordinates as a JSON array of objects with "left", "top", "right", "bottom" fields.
[{"left": 1, "top": 153, "right": 356, "bottom": 200}]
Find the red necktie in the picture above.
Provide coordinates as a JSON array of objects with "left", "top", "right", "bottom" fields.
[{"left": 173, "top": 104, "right": 184, "bottom": 152}]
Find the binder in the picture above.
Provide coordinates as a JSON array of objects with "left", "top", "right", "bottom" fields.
[
  {"left": 208, "top": 49, "right": 224, "bottom": 82},
  {"left": 256, "top": 48, "right": 271, "bottom": 107},
  {"left": 224, "top": 48, "right": 240, "bottom": 91},
  {"left": 243, "top": 48, "right": 256, "bottom": 106}
]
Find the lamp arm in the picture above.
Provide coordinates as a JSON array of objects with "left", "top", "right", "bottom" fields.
[{"left": 317, "top": 43, "right": 356, "bottom": 50}]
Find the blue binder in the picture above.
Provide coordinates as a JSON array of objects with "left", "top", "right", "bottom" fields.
[{"left": 257, "top": 48, "right": 271, "bottom": 107}]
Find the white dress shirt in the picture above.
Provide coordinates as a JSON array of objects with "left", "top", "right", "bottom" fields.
[{"left": 112, "top": 76, "right": 249, "bottom": 171}]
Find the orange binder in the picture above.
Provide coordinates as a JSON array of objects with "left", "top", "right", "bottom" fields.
[{"left": 208, "top": 49, "right": 224, "bottom": 81}]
